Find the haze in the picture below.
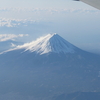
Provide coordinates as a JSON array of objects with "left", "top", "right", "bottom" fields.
[{"left": 0, "top": 0, "right": 100, "bottom": 54}]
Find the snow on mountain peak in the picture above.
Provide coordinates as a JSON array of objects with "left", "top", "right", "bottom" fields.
[{"left": 1, "top": 33, "right": 76, "bottom": 55}]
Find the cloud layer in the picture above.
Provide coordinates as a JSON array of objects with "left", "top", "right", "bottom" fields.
[
  {"left": 0, "top": 7, "right": 99, "bottom": 13},
  {"left": 0, "top": 7, "right": 100, "bottom": 21},
  {"left": 0, "top": 7, "right": 99, "bottom": 27},
  {"left": 0, "top": 34, "right": 28, "bottom": 42},
  {"left": 0, "top": 18, "right": 36, "bottom": 27}
]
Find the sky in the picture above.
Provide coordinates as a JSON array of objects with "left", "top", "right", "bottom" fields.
[
  {"left": 0, "top": 0, "right": 90, "bottom": 8},
  {"left": 0, "top": 0, "right": 100, "bottom": 54}
]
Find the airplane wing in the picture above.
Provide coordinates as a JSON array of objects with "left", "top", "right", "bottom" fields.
[{"left": 80, "top": 0, "right": 100, "bottom": 9}]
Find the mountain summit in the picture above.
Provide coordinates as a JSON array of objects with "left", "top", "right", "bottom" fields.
[{"left": 3, "top": 33, "right": 77, "bottom": 55}]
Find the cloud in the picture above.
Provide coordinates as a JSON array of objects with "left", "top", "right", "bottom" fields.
[
  {"left": 0, "top": 7, "right": 100, "bottom": 14},
  {"left": 0, "top": 34, "right": 29, "bottom": 42},
  {"left": 11, "top": 43, "right": 16, "bottom": 47},
  {"left": 0, "top": 8, "right": 99, "bottom": 27},
  {"left": 0, "top": 18, "right": 36, "bottom": 27},
  {"left": 0, "top": 7, "right": 99, "bottom": 26}
]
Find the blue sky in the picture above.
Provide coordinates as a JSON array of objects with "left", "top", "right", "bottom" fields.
[{"left": 0, "top": 0, "right": 100, "bottom": 53}]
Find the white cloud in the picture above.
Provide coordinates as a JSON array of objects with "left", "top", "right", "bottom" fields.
[
  {"left": 11, "top": 7, "right": 100, "bottom": 13},
  {"left": 0, "top": 8, "right": 99, "bottom": 27},
  {"left": 11, "top": 43, "right": 16, "bottom": 47},
  {"left": 0, "top": 18, "right": 36, "bottom": 27},
  {"left": 0, "top": 34, "right": 29, "bottom": 42},
  {"left": 0, "top": 7, "right": 100, "bottom": 14},
  {"left": 0, "top": 18, "right": 38, "bottom": 28}
]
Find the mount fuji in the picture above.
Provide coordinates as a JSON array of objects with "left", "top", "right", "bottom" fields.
[
  {"left": 1, "top": 33, "right": 77, "bottom": 55},
  {"left": 0, "top": 33, "right": 100, "bottom": 100}
]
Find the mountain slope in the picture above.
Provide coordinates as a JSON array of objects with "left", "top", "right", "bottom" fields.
[
  {"left": 0, "top": 40, "right": 23, "bottom": 52},
  {"left": 0, "top": 33, "right": 100, "bottom": 100}
]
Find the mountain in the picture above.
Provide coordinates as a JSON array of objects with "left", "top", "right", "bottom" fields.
[
  {"left": 1, "top": 33, "right": 77, "bottom": 54},
  {"left": 0, "top": 40, "right": 23, "bottom": 52},
  {"left": 0, "top": 33, "right": 100, "bottom": 100}
]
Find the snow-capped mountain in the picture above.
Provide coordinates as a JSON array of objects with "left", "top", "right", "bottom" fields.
[
  {"left": 0, "top": 33, "right": 100, "bottom": 100},
  {"left": 1, "top": 33, "right": 78, "bottom": 55},
  {"left": 20, "top": 33, "right": 76, "bottom": 54}
]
